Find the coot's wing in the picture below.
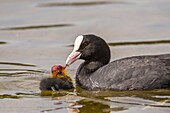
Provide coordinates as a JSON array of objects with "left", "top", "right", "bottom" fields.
[{"left": 92, "top": 55, "right": 170, "bottom": 90}]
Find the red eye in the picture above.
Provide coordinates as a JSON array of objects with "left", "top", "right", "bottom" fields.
[{"left": 83, "top": 42, "right": 89, "bottom": 46}]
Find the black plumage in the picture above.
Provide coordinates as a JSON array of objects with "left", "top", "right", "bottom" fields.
[
  {"left": 39, "top": 65, "right": 74, "bottom": 91},
  {"left": 66, "top": 34, "right": 170, "bottom": 90},
  {"left": 40, "top": 78, "right": 74, "bottom": 90}
]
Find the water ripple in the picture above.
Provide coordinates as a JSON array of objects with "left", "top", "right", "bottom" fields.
[
  {"left": 0, "top": 24, "right": 73, "bottom": 30},
  {"left": 0, "top": 62, "right": 36, "bottom": 67},
  {"left": 0, "top": 41, "right": 7, "bottom": 45},
  {"left": 37, "top": 1, "right": 129, "bottom": 7},
  {"left": 0, "top": 69, "right": 44, "bottom": 77},
  {"left": 0, "top": 94, "right": 21, "bottom": 99},
  {"left": 108, "top": 40, "right": 170, "bottom": 46},
  {"left": 38, "top": 1, "right": 111, "bottom": 7},
  {"left": 0, "top": 62, "right": 44, "bottom": 76}
]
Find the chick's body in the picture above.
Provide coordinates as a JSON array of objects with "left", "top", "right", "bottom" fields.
[{"left": 40, "top": 65, "right": 73, "bottom": 91}]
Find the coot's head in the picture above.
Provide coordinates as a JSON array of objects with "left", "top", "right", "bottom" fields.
[
  {"left": 50, "top": 65, "right": 66, "bottom": 78},
  {"left": 66, "top": 34, "right": 110, "bottom": 66}
]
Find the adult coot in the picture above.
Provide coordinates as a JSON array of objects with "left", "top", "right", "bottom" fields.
[
  {"left": 40, "top": 65, "right": 73, "bottom": 91},
  {"left": 65, "top": 34, "right": 170, "bottom": 90}
]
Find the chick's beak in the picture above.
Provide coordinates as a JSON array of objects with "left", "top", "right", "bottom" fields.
[
  {"left": 50, "top": 70, "right": 63, "bottom": 78},
  {"left": 65, "top": 51, "right": 81, "bottom": 67}
]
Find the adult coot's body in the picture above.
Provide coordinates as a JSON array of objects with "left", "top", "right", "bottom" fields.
[{"left": 65, "top": 34, "right": 170, "bottom": 90}]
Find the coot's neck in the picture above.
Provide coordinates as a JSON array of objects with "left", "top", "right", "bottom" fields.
[
  {"left": 76, "top": 59, "right": 109, "bottom": 78},
  {"left": 85, "top": 61, "right": 106, "bottom": 73},
  {"left": 76, "top": 61, "right": 106, "bottom": 89}
]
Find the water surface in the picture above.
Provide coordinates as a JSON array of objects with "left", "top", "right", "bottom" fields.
[{"left": 0, "top": 0, "right": 170, "bottom": 112}]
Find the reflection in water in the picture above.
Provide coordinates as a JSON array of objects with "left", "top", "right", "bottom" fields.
[
  {"left": 76, "top": 87, "right": 170, "bottom": 108},
  {"left": 40, "top": 90, "right": 68, "bottom": 97},
  {"left": 77, "top": 99, "right": 110, "bottom": 113},
  {"left": 0, "top": 92, "right": 39, "bottom": 99},
  {"left": 0, "top": 94, "right": 21, "bottom": 99},
  {"left": 0, "top": 24, "right": 73, "bottom": 30},
  {"left": 77, "top": 99, "right": 129, "bottom": 112},
  {"left": 77, "top": 89, "right": 170, "bottom": 112},
  {"left": 40, "top": 87, "right": 170, "bottom": 112},
  {"left": 77, "top": 87, "right": 170, "bottom": 103},
  {"left": 15, "top": 92, "right": 39, "bottom": 96},
  {"left": 41, "top": 96, "right": 110, "bottom": 113}
]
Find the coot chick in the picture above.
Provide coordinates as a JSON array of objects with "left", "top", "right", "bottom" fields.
[
  {"left": 65, "top": 34, "right": 170, "bottom": 90},
  {"left": 40, "top": 65, "right": 73, "bottom": 91}
]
